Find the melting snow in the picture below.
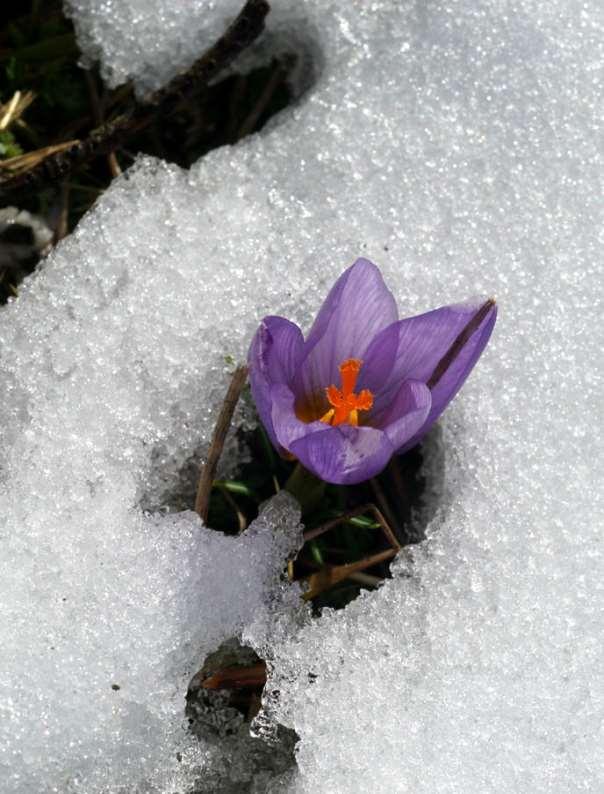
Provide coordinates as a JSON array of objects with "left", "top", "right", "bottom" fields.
[{"left": 0, "top": 0, "right": 601, "bottom": 791}]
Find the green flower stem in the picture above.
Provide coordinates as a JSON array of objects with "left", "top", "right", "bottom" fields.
[{"left": 284, "top": 462, "right": 326, "bottom": 518}]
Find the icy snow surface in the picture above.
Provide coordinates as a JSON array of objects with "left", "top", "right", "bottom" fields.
[
  {"left": 64, "top": 0, "right": 244, "bottom": 95},
  {"left": 2, "top": 0, "right": 603, "bottom": 791}
]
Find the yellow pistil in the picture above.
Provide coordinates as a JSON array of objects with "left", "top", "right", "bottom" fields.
[{"left": 320, "top": 358, "right": 374, "bottom": 427}]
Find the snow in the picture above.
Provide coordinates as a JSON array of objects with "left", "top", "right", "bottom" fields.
[
  {"left": 0, "top": 470, "right": 302, "bottom": 793},
  {"left": 64, "top": 0, "right": 244, "bottom": 95},
  {"left": 1, "top": 0, "right": 602, "bottom": 791}
]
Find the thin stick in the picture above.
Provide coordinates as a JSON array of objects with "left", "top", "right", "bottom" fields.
[
  {"left": 0, "top": 91, "right": 21, "bottom": 130},
  {"left": 0, "top": 91, "right": 36, "bottom": 131},
  {"left": 303, "top": 505, "right": 370, "bottom": 542},
  {"left": 0, "top": 141, "right": 79, "bottom": 172},
  {"left": 348, "top": 571, "right": 382, "bottom": 587},
  {"left": 387, "top": 455, "right": 409, "bottom": 515},
  {"left": 106, "top": 152, "right": 122, "bottom": 177},
  {"left": 299, "top": 502, "right": 401, "bottom": 599},
  {"left": 194, "top": 365, "right": 248, "bottom": 523},
  {"left": 85, "top": 71, "right": 122, "bottom": 178},
  {"left": 302, "top": 548, "right": 398, "bottom": 601},
  {"left": 54, "top": 182, "right": 70, "bottom": 242},
  {"left": 200, "top": 661, "right": 266, "bottom": 691},
  {"left": 303, "top": 502, "right": 401, "bottom": 551},
  {"left": 369, "top": 476, "right": 399, "bottom": 539}
]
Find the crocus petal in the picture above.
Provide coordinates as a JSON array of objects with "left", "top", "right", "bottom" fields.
[
  {"left": 289, "top": 424, "right": 395, "bottom": 485},
  {"left": 377, "top": 299, "right": 497, "bottom": 450},
  {"left": 355, "top": 320, "right": 400, "bottom": 394},
  {"left": 370, "top": 379, "right": 432, "bottom": 451},
  {"left": 270, "top": 383, "right": 326, "bottom": 450},
  {"left": 270, "top": 383, "right": 394, "bottom": 484},
  {"left": 248, "top": 316, "right": 304, "bottom": 448},
  {"left": 298, "top": 259, "right": 398, "bottom": 406}
]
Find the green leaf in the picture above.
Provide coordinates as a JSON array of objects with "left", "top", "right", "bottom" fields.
[
  {"left": 347, "top": 515, "right": 380, "bottom": 530},
  {"left": 309, "top": 541, "right": 324, "bottom": 565},
  {"left": 213, "top": 480, "right": 258, "bottom": 500},
  {"left": 5, "top": 57, "right": 18, "bottom": 83},
  {"left": 0, "top": 130, "right": 23, "bottom": 159}
]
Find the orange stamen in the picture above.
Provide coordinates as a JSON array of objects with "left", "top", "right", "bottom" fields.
[
  {"left": 320, "top": 358, "right": 374, "bottom": 427},
  {"left": 339, "top": 358, "right": 362, "bottom": 396}
]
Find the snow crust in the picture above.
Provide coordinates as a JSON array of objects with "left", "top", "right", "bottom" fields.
[
  {"left": 64, "top": 0, "right": 243, "bottom": 95},
  {"left": 2, "top": 0, "right": 602, "bottom": 791}
]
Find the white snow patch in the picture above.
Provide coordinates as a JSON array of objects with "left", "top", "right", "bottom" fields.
[
  {"left": 64, "top": 0, "right": 244, "bottom": 95},
  {"left": 2, "top": 0, "right": 603, "bottom": 792}
]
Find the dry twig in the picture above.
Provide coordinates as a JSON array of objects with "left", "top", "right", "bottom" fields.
[
  {"left": 303, "top": 502, "right": 400, "bottom": 550},
  {"left": 54, "top": 182, "right": 70, "bottom": 242},
  {"left": 0, "top": 141, "right": 79, "bottom": 173},
  {"left": 194, "top": 365, "right": 249, "bottom": 523},
  {"left": 199, "top": 661, "right": 267, "bottom": 691},
  {"left": 302, "top": 547, "right": 398, "bottom": 601},
  {"left": 300, "top": 502, "right": 401, "bottom": 600},
  {"left": 0, "top": 90, "right": 35, "bottom": 131},
  {"left": 84, "top": 72, "right": 122, "bottom": 178}
]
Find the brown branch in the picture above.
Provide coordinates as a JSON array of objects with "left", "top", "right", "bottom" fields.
[
  {"left": 194, "top": 365, "right": 248, "bottom": 524},
  {"left": 298, "top": 502, "right": 401, "bottom": 601},
  {"left": 299, "top": 502, "right": 401, "bottom": 600},
  {"left": 369, "top": 476, "right": 400, "bottom": 539},
  {"left": 200, "top": 661, "right": 267, "bottom": 691},
  {"left": 84, "top": 71, "right": 122, "bottom": 178},
  {"left": 0, "top": 0, "right": 270, "bottom": 199},
  {"left": 303, "top": 502, "right": 401, "bottom": 551},
  {"left": 302, "top": 548, "right": 398, "bottom": 601},
  {"left": 54, "top": 182, "right": 70, "bottom": 243}
]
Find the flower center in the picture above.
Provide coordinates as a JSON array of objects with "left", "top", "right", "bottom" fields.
[{"left": 320, "top": 359, "right": 374, "bottom": 427}]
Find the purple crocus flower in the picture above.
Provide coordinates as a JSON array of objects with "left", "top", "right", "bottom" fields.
[{"left": 248, "top": 259, "right": 496, "bottom": 485}]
